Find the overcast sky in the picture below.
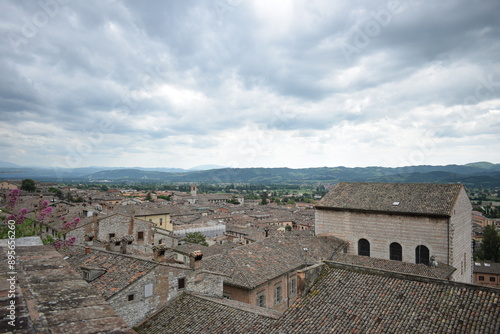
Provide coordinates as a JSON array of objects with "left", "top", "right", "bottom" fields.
[{"left": 1, "top": 0, "right": 499, "bottom": 169}]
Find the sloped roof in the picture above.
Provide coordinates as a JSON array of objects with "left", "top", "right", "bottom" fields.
[
  {"left": 316, "top": 182, "right": 464, "bottom": 216},
  {"left": 59, "top": 245, "right": 158, "bottom": 299},
  {"left": 268, "top": 264, "right": 500, "bottom": 333},
  {"left": 330, "top": 253, "right": 456, "bottom": 280},
  {"left": 136, "top": 263, "right": 500, "bottom": 334},
  {"left": 136, "top": 293, "right": 274, "bottom": 333},
  {"left": 203, "top": 235, "right": 347, "bottom": 289},
  {"left": 0, "top": 244, "right": 134, "bottom": 333}
]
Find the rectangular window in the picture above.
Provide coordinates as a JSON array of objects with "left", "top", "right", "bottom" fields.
[
  {"left": 83, "top": 271, "right": 90, "bottom": 281},
  {"left": 256, "top": 291, "right": 266, "bottom": 308},
  {"left": 290, "top": 277, "right": 297, "bottom": 296},
  {"left": 275, "top": 285, "right": 282, "bottom": 304},
  {"left": 145, "top": 283, "right": 153, "bottom": 297},
  {"left": 137, "top": 231, "right": 144, "bottom": 240},
  {"left": 109, "top": 233, "right": 115, "bottom": 240},
  {"left": 178, "top": 277, "right": 185, "bottom": 289},
  {"left": 478, "top": 276, "right": 485, "bottom": 281},
  {"left": 490, "top": 277, "right": 496, "bottom": 282},
  {"left": 128, "top": 294, "right": 134, "bottom": 301},
  {"left": 159, "top": 218, "right": 163, "bottom": 226}
]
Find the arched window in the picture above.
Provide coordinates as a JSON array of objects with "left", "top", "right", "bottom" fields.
[
  {"left": 415, "top": 245, "right": 430, "bottom": 265},
  {"left": 358, "top": 239, "right": 370, "bottom": 257},
  {"left": 390, "top": 242, "right": 402, "bottom": 261}
]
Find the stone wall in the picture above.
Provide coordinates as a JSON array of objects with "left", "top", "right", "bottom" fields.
[
  {"left": 107, "top": 263, "right": 223, "bottom": 327},
  {"left": 316, "top": 209, "right": 449, "bottom": 265},
  {"left": 108, "top": 266, "right": 169, "bottom": 327},
  {"left": 449, "top": 188, "right": 473, "bottom": 283},
  {"left": 297, "top": 262, "right": 326, "bottom": 296},
  {"left": 97, "top": 215, "right": 153, "bottom": 245}
]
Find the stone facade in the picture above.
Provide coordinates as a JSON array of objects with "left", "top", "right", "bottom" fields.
[
  {"left": 315, "top": 183, "right": 473, "bottom": 283},
  {"left": 97, "top": 213, "right": 154, "bottom": 245}
]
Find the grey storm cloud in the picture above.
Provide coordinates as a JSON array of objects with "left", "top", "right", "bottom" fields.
[{"left": 1, "top": 0, "right": 499, "bottom": 168}]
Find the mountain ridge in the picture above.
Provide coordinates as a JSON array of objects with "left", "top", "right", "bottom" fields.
[{"left": 1, "top": 162, "right": 499, "bottom": 188}]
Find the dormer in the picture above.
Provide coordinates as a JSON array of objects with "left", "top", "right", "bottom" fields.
[{"left": 81, "top": 266, "right": 106, "bottom": 282}]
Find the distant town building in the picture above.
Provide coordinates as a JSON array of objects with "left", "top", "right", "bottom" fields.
[{"left": 474, "top": 261, "right": 500, "bottom": 288}]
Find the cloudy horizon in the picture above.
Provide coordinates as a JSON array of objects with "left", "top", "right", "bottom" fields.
[{"left": 1, "top": 0, "right": 499, "bottom": 170}]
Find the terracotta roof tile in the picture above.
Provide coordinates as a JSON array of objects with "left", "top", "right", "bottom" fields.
[
  {"left": 316, "top": 182, "right": 464, "bottom": 216},
  {"left": 59, "top": 245, "right": 158, "bottom": 299}
]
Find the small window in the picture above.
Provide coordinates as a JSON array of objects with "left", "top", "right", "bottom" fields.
[
  {"left": 145, "top": 283, "right": 153, "bottom": 297},
  {"left": 290, "top": 277, "right": 297, "bottom": 296},
  {"left": 490, "top": 277, "right": 496, "bottom": 282},
  {"left": 275, "top": 285, "right": 282, "bottom": 304},
  {"left": 128, "top": 294, "right": 134, "bottom": 301},
  {"left": 159, "top": 218, "right": 163, "bottom": 226},
  {"left": 390, "top": 242, "right": 403, "bottom": 261},
  {"left": 109, "top": 233, "right": 115, "bottom": 240},
  {"left": 83, "top": 271, "right": 90, "bottom": 281},
  {"left": 358, "top": 239, "right": 370, "bottom": 257},
  {"left": 256, "top": 291, "right": 266, "bottom": 307},
  {"left": 478, "top": 276, "right": 485, "bottom": 281},
  {"left": 178, "top": 277, "right": 185, "bottom": 289},
  {"left": 415, "top": 245, "right": 430, "bottom": 265},
  {"left": 138, "top": 231, "right": 144, "bottom": 240},
  {"left": 115, "top": 241, "right": 121, "bottom": 246}
]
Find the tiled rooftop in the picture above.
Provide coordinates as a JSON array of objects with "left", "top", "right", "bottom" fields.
[
  {"left": 316, "top": 182, "right": 464, "bottom": 216},
  {"left": 203, "top": 235, "right": 347, "bottom": 289},
  {"left": 331, "top": 253, "right": 456, "bottom": 280},
  {"left": 268, "top": 264, "right": 500, "bottom": 333},
  {"left": 474, "top": 261, "right": 500, "bottom": 275},
  {"left": 0, "top": 242, "right": 134, "bottom": 333},
  {"left": 135, "top": 293, "right": 274, "bottom": 334},
  {"left": 59, "top": 245, "right": 158, "bottom": 299},
  {"left": 136, "top": 262, "right": 500, "bottom": 334}
]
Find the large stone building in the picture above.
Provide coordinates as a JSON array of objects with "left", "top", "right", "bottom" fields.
[{"left": 315, "top": 182, "right": 473, "bottom": 283}]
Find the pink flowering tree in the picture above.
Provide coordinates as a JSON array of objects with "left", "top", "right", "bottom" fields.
[
  {"left": 53, "top": 236, "right": 77, "bottom": 250},
  {"left": 6, "top": 189, "right": 20, "bottom": 210},
  {"left": 1, "top": 207, "right": 34, "bottom": 238},
  {"left": 62, "top": 217, "right": 80, "bottom": 230}
]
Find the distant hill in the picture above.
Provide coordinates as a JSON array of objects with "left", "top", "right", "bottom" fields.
[
  {"left": 1, "top": 161, "right": 499, "bottom": 188},
  {"left": 188, "top": 164, "right": 227, "bottom": 171},
  {"left": 81, "top": 163, "right": 500, "bottom": 188}
]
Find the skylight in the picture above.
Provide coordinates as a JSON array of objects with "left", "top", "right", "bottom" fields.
[{"left": 392, "top": 202, "right": 400, "bottom": 206}]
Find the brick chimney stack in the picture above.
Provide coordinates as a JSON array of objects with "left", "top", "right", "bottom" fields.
[
  {"left": 128, "top": 210, "right": 135, "bottom": 236},
  {"left": 189, "top": 250, "right": 203, "bottom": 270},
  {"left": 85, "top": 247, "right": 90, "bottom": 255}
]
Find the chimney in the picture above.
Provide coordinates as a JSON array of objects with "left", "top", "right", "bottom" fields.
[
  {"left": 264, "top": 227, "right": 270, "bottom": 238},
  {"left": 189, "top": 250, "right": 203, "bottom": 270},
  {"left": 128, "top": 210, "right": 135, "bottom": 236},
  {"left": 153, "top": 244, "right": 167, "bottom": 262},
  {"left": 85, "top": 247, "right": 90, "bottom": 255}
]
